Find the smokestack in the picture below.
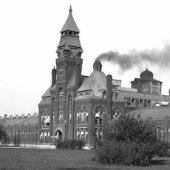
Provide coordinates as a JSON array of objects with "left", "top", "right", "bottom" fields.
[
  {"left": 93, "top": 60, "right": 102, "bottom": 71},
  {"left": 106, "top": 74, "right": 112, "bottom": 114},
  {"left": 51, "top": 66, "right": 56, "bottom": 87}
]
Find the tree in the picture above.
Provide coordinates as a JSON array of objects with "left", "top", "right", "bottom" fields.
[
  {"left": 95, "top": 114, "right": 168, "bottom": 166},
  {"left": 0, "top": 125, "right": 7, "bottom": 143}
]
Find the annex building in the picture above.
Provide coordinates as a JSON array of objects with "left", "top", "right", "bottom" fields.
[{"left": 1, "top": 6, "right": 170, "bottom": 146}]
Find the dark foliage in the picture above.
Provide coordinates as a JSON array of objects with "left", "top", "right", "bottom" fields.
[
  {"left": 0, "top": 125, "right": 8, "bottom": 143},
  {"left": 95, "top": 114, "right": 169, "bottom": 166},
  {"left": 56, "top": 139, "right": 85, "bottom": 150}
]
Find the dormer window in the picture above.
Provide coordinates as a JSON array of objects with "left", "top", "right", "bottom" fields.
[{"left": 102, "top": 90, "right": 106, "bottom": 98}]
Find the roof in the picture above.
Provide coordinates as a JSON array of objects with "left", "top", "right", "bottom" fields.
[
  {"left": 42, "top": 84, "right": 56, "bottom": 98},
  {"left": 18, "top": 116, "right": 38, "bottom": 126},
  {"left": 39, "top": 97, "right": 51, "bottom": 105},
  {"left": 128, "top": 106, "right": 170, "bottom": 120},
  {"left": 42, "top": 86, "right": 51, "bottom": 98},
  {"left": 118, "top": 87, "right": 137, "bottom": 92},
  {"left": 140, "top": 69, "right": 153, "bottom": 80},
  {"left": 77, "top": 70, "right": 106, "bottom": 97},
  {"left": 116, "top": 90, "right": 170, "bottom": 102},
  {"left": 58, "top": 36, "right": 82, "bottom": 49},
  {"left": 2, "top": 115, "right": 38, "bottom": 127},
  {"left": 60, "top": 6, "right": 80, "bottom": 33}
]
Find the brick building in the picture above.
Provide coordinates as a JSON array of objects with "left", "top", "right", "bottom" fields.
[
  {"left": 38, "top": 6, "right": 170, "bottom": 146},
  {"left": 1, "top": 6, "right": 170, "bottom": 146}
]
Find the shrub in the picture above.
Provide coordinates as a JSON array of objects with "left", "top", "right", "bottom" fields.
[
  {"left": 153, "top": 140, "right": 169, "bottom": 157},
  {"left": 56, "top": 139, "right": 85, "bottom": 150},
  {"left": 77, "top": 140, "right": 85, "bottom": 150},
  {"left": 94, "top": 114, "right": 169, "bottom": 166}
]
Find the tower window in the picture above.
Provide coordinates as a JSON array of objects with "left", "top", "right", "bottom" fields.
[{"left": 58, "top": 87, "right": 63, "bottom": 108}]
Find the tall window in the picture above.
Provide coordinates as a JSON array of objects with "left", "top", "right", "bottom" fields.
[
  {"left": 94, "top": 107, "right": 105, "bottom": 141},
  {"left": 94, "top": 107, "right": 105, "bottom": 125},
  {"left": 68, "top": 95, "right": 72, "bottom": 110},
  {"left": 76, "top": 128, "right": 88, "bottom": 141},
  {"left": 68, "top": 95, "right": 72, "bottom": 123},
  {"left": 41, "top": 112, "right": 50, "bottom": 126},
  {"left": 76, "top": 107, "right": 88, "bottom": 125},
  {"left": 156, "top": 127, "right": 166, "bottom": 141},
  {"left": 58, "top": 87, "right": 63, "bottom": 108}
]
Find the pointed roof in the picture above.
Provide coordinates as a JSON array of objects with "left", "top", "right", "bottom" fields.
[{"left": 61, "top": 6, "right": 80, "bottom": 33}]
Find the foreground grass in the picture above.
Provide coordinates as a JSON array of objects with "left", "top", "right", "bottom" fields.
[{"left": 0, "top": 148, "right": 170, "bottom": 170}]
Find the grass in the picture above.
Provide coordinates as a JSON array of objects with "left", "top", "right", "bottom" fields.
[{"left": 0, "top": 148, "right": 170, "bottom": 170}]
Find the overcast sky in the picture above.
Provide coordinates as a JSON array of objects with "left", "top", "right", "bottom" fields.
[{"left": 1, "top": 0, "right": 170, "bottom": 116}]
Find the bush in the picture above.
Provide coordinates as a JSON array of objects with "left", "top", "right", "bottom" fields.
[
  {"left": 94, "top": 114, "right": 169, "bottom": 166},
  {"left": 77, "top": 140, "right": 85, "bottom": 150},
  {"left": 56, "top": 139, "right": 85, "bottom": 150},
  {"left": 153, "top": 140, "right": 169, "bottom": 157}
]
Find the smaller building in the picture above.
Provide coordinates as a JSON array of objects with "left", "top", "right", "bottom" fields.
[{"left": 0, "top": 113, "right": 38, "bottom": 145}]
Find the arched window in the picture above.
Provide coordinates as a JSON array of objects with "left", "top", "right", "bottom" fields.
[
  {"left": 58, "top": 87, "right": 63, "bottom": 108},
  {"left": 94, "top": 107, "right": 105, "bottom": 125},
  {"left": 76, "top": 107, "right": 88, "bottom": 125},
  {"left": 41, "top": 111, "right": 50, "bottom": 126},
  {"left": 156, "top": 127, "right": 166, "bottom": 141},
  {"left": 111, "top": 107, "right": 122, "bottom": 120}
]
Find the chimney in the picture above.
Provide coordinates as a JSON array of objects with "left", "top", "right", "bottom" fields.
[
  {"left": 51, "top": 66, "right": 57, "bottom": 87},
  {"left": 106, "top": 74, "right": 112, "bottom": 114},
  {"left": 93, "top": 60, "right": 102, "bottom": 71}
]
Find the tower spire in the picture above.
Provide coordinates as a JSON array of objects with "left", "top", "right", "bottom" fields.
[
  {"left": 60, "top": 5, "right": 80, "bottom": 33},
  {"left": 69, "top": 5, "right": 72, "bottom": 14}
]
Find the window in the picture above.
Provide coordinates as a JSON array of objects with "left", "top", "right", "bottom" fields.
[
  {"left": 41, "top": 112, "right": 50, "bottom": 126},
  {"left": 156, "top": 127, "right": 166, "bottom": 141},
  {"left": 111, "top": 107, "right": 122, "bottom": 120},
  {"left": 59, "top": 112, "right": 64, "bottom": 123},
  {"left": 102, "top": 91, "right": 106, "bottom": 98},
  {"left": 76, "top": 128, "right": 88, "bottom": 141},
  {"left": 126, "top": 97, "right": 131, "bottom": 106},
  {"left": 95, "top": 128, "right": 103, "bottom": 141},
  {"left": 68, "top": 95, "right": 72, "bottom": 110},
  {"left": 77, "top": 112, "right": 88, "bottom": 124},
  {"left": 76, "top": 107, "right": 88, "bottom": 125},
  {"left": 58, "top": 87, "right": 63, "bottom": 108},
  {"left": 94, "top": 107, "right": 105, "bottom": 125}
]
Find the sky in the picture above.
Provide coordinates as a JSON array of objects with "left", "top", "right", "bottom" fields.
[{"left": 1, "top": 0, "right": 170, "bottom": 116}]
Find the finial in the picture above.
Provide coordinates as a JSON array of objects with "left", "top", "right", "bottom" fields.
[{"left": 69, "top": 5, "right": 72, "bottom": 14}]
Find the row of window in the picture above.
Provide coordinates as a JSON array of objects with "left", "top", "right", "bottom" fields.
[
  {"left": 124, "top": 97, "right": 152, "bottom": 107},
  {"left": 77, "top": 128, "right": 88, "bottom": 141}
]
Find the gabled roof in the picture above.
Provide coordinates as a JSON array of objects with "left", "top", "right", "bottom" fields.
[{"left": 60, "top": 6, "right": 80, "bottom": 33}]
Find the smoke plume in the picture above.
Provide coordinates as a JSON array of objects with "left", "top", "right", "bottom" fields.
[{"left": 96, "top": 45, "right": 170, "bottom": 73}]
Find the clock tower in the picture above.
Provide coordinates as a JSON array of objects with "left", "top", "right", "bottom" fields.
[{"left": 53, "top": 6, "right": 83, "bottom": 140}]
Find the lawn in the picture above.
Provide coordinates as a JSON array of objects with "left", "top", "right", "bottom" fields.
[{"left": 0, "top": 148, "right": 170, "bottom": 170}]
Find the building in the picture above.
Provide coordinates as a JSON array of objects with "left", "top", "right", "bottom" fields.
[{"left": 1, "top": 6, "right": 170, "bottom": 146}]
